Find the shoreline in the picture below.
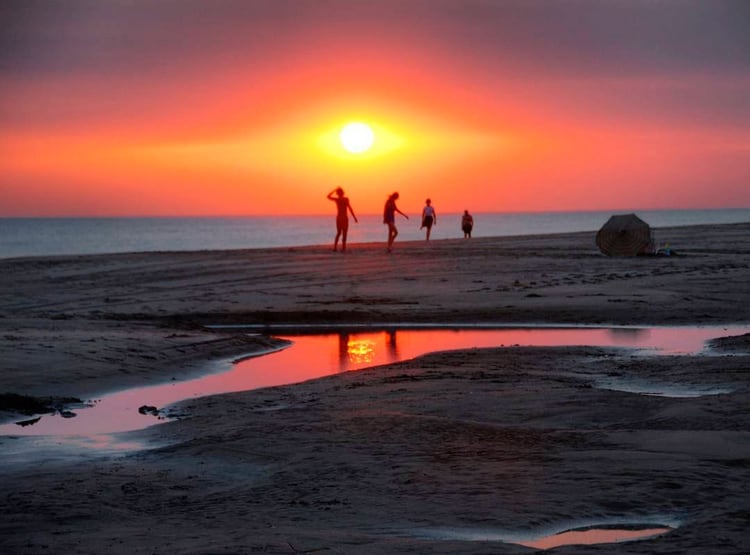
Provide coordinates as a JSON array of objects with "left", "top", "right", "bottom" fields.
[
  {"left": 1, "top": 218, "right": 748, "bottom": 260},
  {"left": 1, "top": 222, "right": 749, "bottom": 553},
  {"left": 3, "top": 211, "right": 749, "bottom": 261}
]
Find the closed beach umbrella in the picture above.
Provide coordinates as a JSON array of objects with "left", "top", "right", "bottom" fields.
[{"left": 596, "top": 213, "right": 653, "bottom": 256}]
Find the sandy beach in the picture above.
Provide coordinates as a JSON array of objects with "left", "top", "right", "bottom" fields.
[{"left": 1, "top": 223, "right": 749, "bottom": 554}]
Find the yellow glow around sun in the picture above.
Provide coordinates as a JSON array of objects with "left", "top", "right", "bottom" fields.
[
  {"left": 317, "top": 119, "right": 404, "bottom": 160},
  {"left": 339, "top": 122, "right": 374, "bottom": 153}
]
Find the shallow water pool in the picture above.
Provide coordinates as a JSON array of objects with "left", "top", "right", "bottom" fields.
[{"left": 0, "top": 325, "right": 747, "bottom": 438}]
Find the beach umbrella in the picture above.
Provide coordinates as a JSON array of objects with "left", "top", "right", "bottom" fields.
[{"left": 596, "top": 213, "right": 653, "bottom": 256}]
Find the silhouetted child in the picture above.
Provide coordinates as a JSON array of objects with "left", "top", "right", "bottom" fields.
[{"left": 462, "top": 210, "right": 474, "bottom": 238}]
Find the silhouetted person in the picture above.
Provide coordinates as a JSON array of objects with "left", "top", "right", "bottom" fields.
[
  {"left": 383, "top": 192, "right": 408, "bottom": 252},
  {"left": 420, "top": 198, "right": 437, "bottom": 240},
  {"left": 327, "top": 187, "right": 358, "bottom": 252},
  {"left": 462, "top": 210, "right": 474, "bottom": 238}
]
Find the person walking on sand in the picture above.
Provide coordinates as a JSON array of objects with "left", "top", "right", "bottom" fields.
[
  {"left": 461, "top": 209, "right": 474, "bottom": 238},
  {"left": 420, "top": 198, "right": 437, "bottom": 240},
  {"left": 327, "top": 187, "right": 358, "bottom": 252},
  {"left": 383, "top": 192, "right": 408, "bottom": 252}
]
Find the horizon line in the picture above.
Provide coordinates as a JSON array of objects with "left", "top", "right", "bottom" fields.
[{"left": 2, "top": 206, "right": 749, "bottom": 219}]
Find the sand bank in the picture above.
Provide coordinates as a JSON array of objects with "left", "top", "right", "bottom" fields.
[
  {"left": 1, "top": 223, "right": 749, "bottom": 553},
  {"left": 1, "top": 223, "right": 748, "bottom": 395}
]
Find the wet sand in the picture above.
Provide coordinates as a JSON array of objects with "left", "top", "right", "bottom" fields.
[{"left": 1, "top": 223, "right": 749, "bottom": 553}]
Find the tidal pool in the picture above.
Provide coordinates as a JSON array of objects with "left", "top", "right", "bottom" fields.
[
  {"left": 0, "top": 325, "right": 747, "bottom": 438},
  {"left": 413, "top": 520, "right": 677, "bottom": 549}
]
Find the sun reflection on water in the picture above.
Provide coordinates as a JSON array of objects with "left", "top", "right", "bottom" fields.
[{"left": 347, "top": 338, "right": 376, "bottom": 364}]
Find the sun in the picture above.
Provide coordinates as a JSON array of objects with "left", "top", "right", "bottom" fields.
[{"left": 339, "top": 122, "right": 375, "bottom": 154}]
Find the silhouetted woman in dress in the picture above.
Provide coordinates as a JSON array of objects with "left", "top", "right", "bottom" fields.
[
  {"left": 383, "top": 192, "right": 408, "bottom": 252},
  {"left": 421, "top": 198, "right": 437, "bottom": 240}
]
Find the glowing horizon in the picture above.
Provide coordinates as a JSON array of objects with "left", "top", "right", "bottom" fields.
[{"left": 2, "top": 1, "right": 749, "bottom": 217}]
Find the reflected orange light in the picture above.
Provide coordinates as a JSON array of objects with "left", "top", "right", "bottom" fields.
[
  {"left": 347, "top": 338, "right": 376, "bottom": 364},
  {"left": 517, "top": 527, "right": 673, "bottom": 549}
]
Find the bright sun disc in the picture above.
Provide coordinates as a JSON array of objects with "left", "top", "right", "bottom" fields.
[{"left": 339, "top": 122, "right": 375, "bottom": 154}]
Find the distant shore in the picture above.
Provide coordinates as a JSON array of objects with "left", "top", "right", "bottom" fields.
[{"left": 1, "top": 222, "right": 749, "bottom": 554}]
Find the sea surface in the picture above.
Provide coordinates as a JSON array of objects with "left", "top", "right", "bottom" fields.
[{"left": 1, "top": 209, "right": 748, "bottom": 259}]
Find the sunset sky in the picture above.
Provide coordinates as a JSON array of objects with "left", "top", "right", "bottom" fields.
[{"left": 1, "top": 0, "right": 749, "bottom": 216}]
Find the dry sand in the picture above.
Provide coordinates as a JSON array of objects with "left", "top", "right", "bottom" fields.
[{"left": 1, "top": 223, "right": 749, "bottom": 553}]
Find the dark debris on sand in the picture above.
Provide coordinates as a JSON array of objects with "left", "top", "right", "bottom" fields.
[{"left": 0, "top": 392, "right": 83, "bottom": 417}]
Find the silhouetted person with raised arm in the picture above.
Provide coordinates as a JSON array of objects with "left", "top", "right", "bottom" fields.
[
  {"left": 327, "top": 187, "right": 358, "bottom": 252},
  {"left": 383, "top": 191, "right": 408, "bottom": 253},
  {"left": 420, "top": 198, "right": 437, "bottom": 240},
  {"left": 462, "top": 209, "right": 474, "bottom": 238}
]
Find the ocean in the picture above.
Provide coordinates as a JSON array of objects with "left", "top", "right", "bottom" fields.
[{"left": 1, "top": 209, "right": 748, "bottom": 259}]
